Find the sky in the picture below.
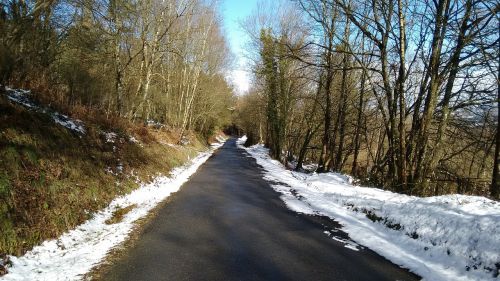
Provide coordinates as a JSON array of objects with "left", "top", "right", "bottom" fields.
[{"left": 219, "top": 0, "right": 259, "bottom": 95}]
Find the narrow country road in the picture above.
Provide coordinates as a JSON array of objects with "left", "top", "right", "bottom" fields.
[{"left": 99, "top": 139, "right": 420, "bottom": 281}]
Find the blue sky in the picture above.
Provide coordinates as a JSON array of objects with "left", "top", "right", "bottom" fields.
[{"left": 219, "top": 0, "right": 259, "bottom": 94}]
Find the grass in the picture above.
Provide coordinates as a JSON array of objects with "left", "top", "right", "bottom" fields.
[
  {"left": 0, "top": 94, "right": 208, "bottom": 256},
  {"left": 105, "top": 204, "right": 137, "bottom": 225}
]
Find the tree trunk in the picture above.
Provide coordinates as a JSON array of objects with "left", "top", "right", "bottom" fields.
[
  {"left": 334, "top": 21, "right": 350, "bottom": 172},
  {"left": 352, "top": 68, "right": 366, "bottom": 176},
  {"left": 396, "top": 0, "right": 407, "bottom": 192},
  {"left": 426, "top": 0, "right": 475, "bottom": 183},
  {"left": 110, "top": 0, "right": 124, "bottom": 116},
  {"left": 318, "top": 70, "right": 332, "bottom": 172},
  {"left": 491, "top": 52, "right": 500, "bottom": 199},
  {"left": 413, "top": 0, "right": 451, "bottom": 193}
]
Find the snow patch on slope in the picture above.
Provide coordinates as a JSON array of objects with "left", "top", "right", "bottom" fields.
[
  {"left": 4, "top": 87, "right": 85, "bottom": 134},
  {"left": 239, "top": 137, "right": 500, "bottom": 281}
]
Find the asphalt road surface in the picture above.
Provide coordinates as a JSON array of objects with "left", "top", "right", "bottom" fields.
[{"left": 99, "top": 139, "right": 420, "bottom": 281}]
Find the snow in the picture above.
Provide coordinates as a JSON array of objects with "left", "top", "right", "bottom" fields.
[
  {"left": 1, "top": 140, "right": 225, "bottom": 281},
  {"left": 128, "top": 136, "right": 140, "bottom": 144},
  {"left": 239, "top": 137, "right": 500, "bottom": 281},
  {"left": 4, "top": 87, "right": 86, "bottom": 134},
  {"left": 323, "top": 230, "right": 364, "bottom": 251},
  {"left": 4, "top": 88, "right": 36, "bottom": 109},
  {"left": 104, "top": 132, "right": 118, "bottom": 143},
  {"left": 211, "top": 134, "right": 228, "bottom": 147},
  {"left": 215, "top": 135, "right": 226, "bottom": 143},
  {"left": 236, "top": 135, "right": 247, "bottom": 145},
  {"left": 51, "top": 113, "right": 85, "bottom": 134},
  {"left": 145, "top": 120, "right": 165, "bottom": 129}
]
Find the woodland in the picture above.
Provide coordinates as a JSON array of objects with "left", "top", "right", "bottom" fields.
[
  {"left": 0, "top": 0, "right": 234, "bottom": 139},
  {"left": 0, "top": 0, "right": 499, "bottom": 199},
  {"left": 235, "top": 0, "right": 499, "bottom": 198}
]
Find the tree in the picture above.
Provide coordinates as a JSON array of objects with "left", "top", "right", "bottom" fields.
[
  {"left": 0, "top": 0, "right": 235, "bottom": 136},
  {"left": 238, "top": 0, "right": 499, "bottom": 197}
]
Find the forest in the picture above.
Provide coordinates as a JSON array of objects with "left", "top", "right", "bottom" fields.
[
  {"left": 0, "top": 0, "right": 499, "bottom": 199},
  {"left": 0, "top": 0, "right": 234, "bottom": 139},
  {"left": 235, "top": 0, "right": 499, "bottom": 198}
]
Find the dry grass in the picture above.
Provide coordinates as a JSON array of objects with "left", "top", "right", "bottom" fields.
[{"left": 105, "top": 205, "right": 137, "bottom": 225}]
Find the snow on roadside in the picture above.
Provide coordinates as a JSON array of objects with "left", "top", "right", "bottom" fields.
[
  {"left": 4, "top": 87, "right": 85, "bottom": 134},
  {"left": 215, "top": 135, "right": 226, "bottom": 143},
  {"left": 211, "top": 134, "right": 228, "bottom": 147},
  {"left": 236, "top": 135, "right": 247, "bottom": 145},
  {"left": 238, "top": 137, "right": 500, "bottom": 281},
  {"left": 1, "top": 141, "right": 225, "bottom": 281}
]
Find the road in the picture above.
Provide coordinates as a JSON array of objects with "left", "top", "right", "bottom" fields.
[{"left": 99, "top": 139, "right": 420, "bottom": 281}]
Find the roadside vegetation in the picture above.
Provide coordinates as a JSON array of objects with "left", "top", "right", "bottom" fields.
[{"left": 0, "top": 92, "right": 209, "bottom": 256}]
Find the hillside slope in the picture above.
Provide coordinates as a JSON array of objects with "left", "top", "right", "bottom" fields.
[{"left": 0, "top": 87, "right": 210, "bottom": 259}]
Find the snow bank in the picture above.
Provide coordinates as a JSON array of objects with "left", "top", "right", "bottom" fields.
[
  {"left": 215, "top": 135, "right": 226, "bottom": 143},
  {"left": 236, "top": 135, "right": 247, "bottom": 146},
  {"left": 239, "top": 138, "right": 500, "bottom": 281},
  {"left": 4, "top": 87, "right": 85, "bottom": 134},
  {"left": 211, "top": 134, "right": 228, "bottom": 147},
  {"left": 1, "top": 141, "right": 225, "bottom": 281}
]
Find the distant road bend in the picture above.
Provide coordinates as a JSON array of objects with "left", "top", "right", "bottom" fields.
[{"left": 100, "top": 138, "right": 420, "bottom": 281}]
